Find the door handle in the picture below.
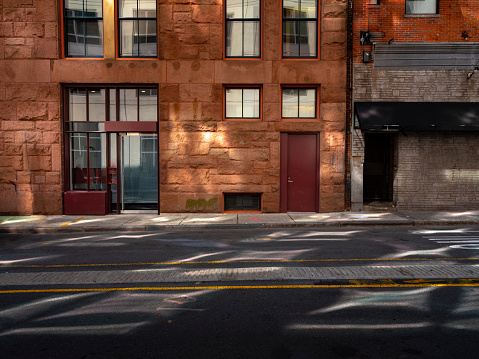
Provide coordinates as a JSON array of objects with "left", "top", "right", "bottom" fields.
[{"left": 288, "top": 177, "right": 293, "bottom": 183}]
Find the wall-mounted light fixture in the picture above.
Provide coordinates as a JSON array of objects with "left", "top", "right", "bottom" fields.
[
  {"left": 467, "top": 60, "right": 479, "bottom": 79},
  {"left": 360, "top": 31, "right": 372, "bottom": 45},
  {"left": 462, "top": 31, "right": 469, "bottom": 41},
  {"left": 467, "top": 67, "right": 479, "bottom": 80},
  {"left": 388, "top": 38, "right": 394, "bottom": 45}
]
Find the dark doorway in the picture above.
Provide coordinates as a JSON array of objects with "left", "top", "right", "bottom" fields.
[
  {"left": 363, "top": 134, "right": 394, "bottom": 202},
  {"left": 280, "top": 133, "right": 320, "bottom": 212}
]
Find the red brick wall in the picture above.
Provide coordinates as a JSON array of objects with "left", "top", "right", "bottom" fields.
[
  {"left": 353, "top": 0, "right": 479, "bottom": 62},
  {"left": 0, "top": 0, "right": 347, "bottom": 215}
]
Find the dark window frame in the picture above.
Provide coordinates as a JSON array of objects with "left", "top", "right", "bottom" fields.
[
  {"left": 63, "top": 0, "right": 104, "bottom": 58},
  {"left": 405, "top": 0, "right": 438, "bottom": 15},
  {"left": 224, "top": 85, "right": 262, "bottom": 121},
  {"left": 118, "top": 0, "right": 158, "bottom": 58},
  {"left": 63, "top": 84, "right": 159, "bottom": 192},
  {"left": 281, "top": 86, "right": 319, "bottom": 120},
  {"left": 225, "top": 0, "right": 262, "bottom": 59},
  {"left": 282, "top": 0, "right": 319, "bottom": 59}
]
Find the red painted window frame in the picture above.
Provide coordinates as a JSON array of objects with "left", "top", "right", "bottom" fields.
[
  {"left": 223, "top": 85, "right": 263, "bottom": 121},
  {"left": 223, "top": 0, "right": 263, "bottom": 60},
  {"left": 60, "top": 0, "right": 105, "bottom": 59},
  {"left": 281, "top": 0, "right": 321, "bottom": 60},
  {"left": 280, "top": 84, "right": 320, "bottom": 121}
]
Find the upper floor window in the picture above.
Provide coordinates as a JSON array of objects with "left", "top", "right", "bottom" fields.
[
  {"left": 405, "top": 0, "right": 438, "bottom": 15},
  {"left": 225, "top": 0, "right": 261, "bottom": 58},
  {"left": 281, "top": 87, "right": 318, "bottom": 120},
  {"left": 118, "top": 0, "right": 157, "bottom": 57},
  {"left": 225, "top": 86, "right": 261, "bottom": 120},
  {"left": 282, "top": 0, "right": 318, "bottom": 58},
  {"left": 64, "top": 0, "right": 103, "bottom": 57}
]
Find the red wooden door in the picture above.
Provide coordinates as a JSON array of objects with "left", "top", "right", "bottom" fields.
[{"left": 281, "top": 134, "right": 319, "bottom": 212}]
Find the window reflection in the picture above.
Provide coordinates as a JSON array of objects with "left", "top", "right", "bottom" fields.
[
  {"left": 64, "top": 0, "right": 103, "bottom": 57},
  {"left": 119, "top": 0, "right": 157, "bottom": 57},
  {"left": 69, "top": 89, "right": 87, "bottom": 122},
  {"left": 225, "top": 0, "right": 261, "bottom": 58},
  {"left": 406, "top": 0, "right": 437, "bottom": 14},
  {"left": 70, "top": 133, "right": 106, "bottom": 191},
  {"left": 282, "top": 88, "right": 317, "bottom": 119},
  {"left": 282, "top": 0, "right": 317, "bottom": 58},
  {"left": 119, "top": 89, "right": 138, "bottom": 122},
  {"left": 225, "top": 88, "right": 260, "bottom": 119},
  {"left": 88, "top": 89, "right": 105, "bottom": 122},
  {"left": 139, "top": 89, "right": 158, "bottom": 121}
]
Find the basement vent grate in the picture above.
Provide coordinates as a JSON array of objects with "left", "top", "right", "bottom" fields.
[{"left": 224, "top": 194, "right": 261, "bottom": 211}]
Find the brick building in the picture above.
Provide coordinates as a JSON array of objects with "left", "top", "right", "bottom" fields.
[
  {"left": 350, "top": 0, "right": 479, "bottom": 211},
  {"left": 0, "top": 0, "right": 347, "bottom": 215}
]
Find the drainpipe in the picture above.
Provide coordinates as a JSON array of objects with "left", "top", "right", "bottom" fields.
[{"left": 345, "top": 0, "right": 354, "bottom": 211}]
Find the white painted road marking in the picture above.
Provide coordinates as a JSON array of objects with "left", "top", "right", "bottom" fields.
[{"left": 424, "top": 234, "right": 479, "bottom": 250}]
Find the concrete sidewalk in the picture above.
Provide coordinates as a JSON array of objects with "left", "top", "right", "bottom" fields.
[{"left": 2, "top": 210, "right": 479, "bottom": 233}]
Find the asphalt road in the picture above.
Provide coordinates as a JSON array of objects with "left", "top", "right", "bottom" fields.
[{"left": 1, "top": 227, "right": 479, "bottom": 358}]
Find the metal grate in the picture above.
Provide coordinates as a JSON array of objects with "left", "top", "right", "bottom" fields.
[
  {"left": 224, "top": 194, "right": 261, "bottom": 211},
  {"left": 374, "top": 43, "right": 479, "bottom": 70}
]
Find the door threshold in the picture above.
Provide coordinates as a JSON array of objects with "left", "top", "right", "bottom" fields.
[{"left": 120, "top": 210, "right": 158, "bottom": 214}]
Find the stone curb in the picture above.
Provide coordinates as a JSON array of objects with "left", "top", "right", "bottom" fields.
[{"left": 3, "top": 219, "right": 479, "bottom": 233}]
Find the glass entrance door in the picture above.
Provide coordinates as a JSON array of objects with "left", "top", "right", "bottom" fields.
[{"left": 111, "top": 133, "right": 158, "bottom": 212}]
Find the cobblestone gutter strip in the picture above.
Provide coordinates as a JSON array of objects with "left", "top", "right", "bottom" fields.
[{"left": 1, "top": 265, "right": 479, "bottom": 286}]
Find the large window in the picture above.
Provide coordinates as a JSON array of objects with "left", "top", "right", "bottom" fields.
[
  {"left": 283, "top": 0, "right": 318, "bottom": 58},
  {"left": 281, "top": 87, "right": 318, "bottom": 120},
  {"left": 65, "top": 86, "right": 158, "bottom": 191},
  {"left": 405, "top": 0, "right": 438, "bottom": 15},
  {"left": 225, "top": 87, "right": 261, "bottom": 120},
  {"left": 118, "top": 0, "right": 157, "bottom": 57},
  {"left": 225, "top": 0, "right": 261, "bottom": 58},
  {"left": 63, "top": 0, "right": 103, "bottom": 57}
]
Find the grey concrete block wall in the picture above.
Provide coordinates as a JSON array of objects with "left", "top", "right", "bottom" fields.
[
  {"left": 352, "top": 64, "right": 479, "bottom": 210},
  {"left": 353, "top": 66, "right": 479, "bottom": 103},
  {"left": 395, "top": 132, "right": 479, "bottom": 210}
]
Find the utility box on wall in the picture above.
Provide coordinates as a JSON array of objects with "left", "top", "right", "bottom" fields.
[{"left": 362, "top": 51, "right": 372, "bottom": 63}]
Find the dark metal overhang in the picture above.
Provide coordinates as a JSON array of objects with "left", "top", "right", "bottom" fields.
[{"left": 355, "top": 102, "right": 479, "bottom": 132}]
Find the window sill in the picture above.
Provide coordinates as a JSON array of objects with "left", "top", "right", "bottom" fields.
[
  {"left": 281, "top": 118, "right": 319, "bottom": 122},
  {"left": 223, "top": 119, "right": 262, "bottom": 122},
  {"left": 404, "top": 14, "right": 440, "bottom": 18}
]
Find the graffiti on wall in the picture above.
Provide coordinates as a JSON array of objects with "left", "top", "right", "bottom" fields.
[{"left": 186, "top": 198, "right": 218, "bottom": 211}]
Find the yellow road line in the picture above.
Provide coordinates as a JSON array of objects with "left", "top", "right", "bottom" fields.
[
  {"left": 1, "top": 257, "right": 478, "bottom": 269},
  {"left": 2, "top": 282, "right": 479, "bottom": 294}
]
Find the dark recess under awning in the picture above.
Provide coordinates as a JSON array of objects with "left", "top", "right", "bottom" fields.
[{"left": 355, "top": 102, "right": 479, "bottom": 131}]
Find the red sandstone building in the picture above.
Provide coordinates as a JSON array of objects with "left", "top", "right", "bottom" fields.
[
  {"left": 0, "top": 1, "right": 347, "bottom": 215},
  {"left": 350, "top": 0, "right": 479, "bottom": 211}
]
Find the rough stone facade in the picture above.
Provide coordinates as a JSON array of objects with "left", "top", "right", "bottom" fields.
[
  {"left": 0, "top": 0, "right": 348, "bottom": 215},
  {"left": 351, "top": 0, "right": 479, "bottom": 211}
]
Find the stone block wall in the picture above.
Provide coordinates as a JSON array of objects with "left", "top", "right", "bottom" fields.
[
  {"left": 0, "top": 0, "right": 61, "bottom": 214},
  {"left": 0, "top": 0, "right": 348, "bottom": 214}
]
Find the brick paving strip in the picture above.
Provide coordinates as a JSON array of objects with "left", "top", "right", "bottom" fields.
[{"left": 1, "top": 265, "right": 479, "bottom": 286}]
